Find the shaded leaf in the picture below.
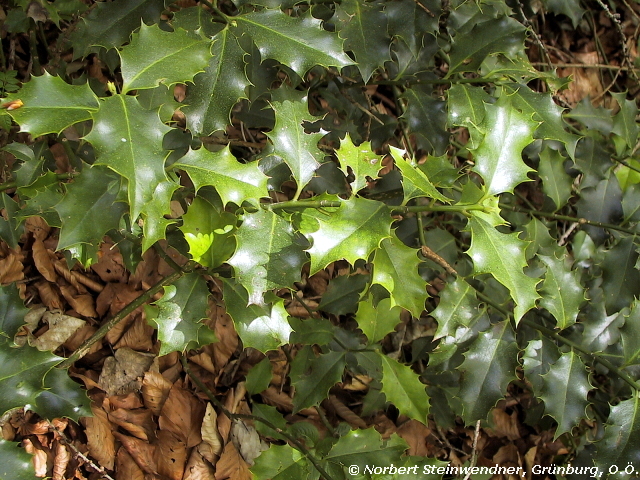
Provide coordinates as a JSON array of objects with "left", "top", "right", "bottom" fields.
[
  {"left": 318, "top": 273, "right": 370, "bottom": 316},
  {"left": 611, "top": 92, "right": 639, "bottom": 155},
  {"left": 621, "top": 301, "right": 640, "bottom": 367},
  {"left": 0, "top": 193, "right": 21, "bottom": 249},
  {"left": 600, "top": 236, "right": 640, "bottom": 314},
  {"left": 291, "top": 350, "right": 346, "bottom": 412},
  {"left": 543, "top": 0, "right": 585, "bottom": 27},
  {"left": 0, "top": 439, "right": 35, "bottom": 480},
  {"left": 379, "top": 353, "right": 429, "bottom": 424},
  {"left": 0, "top": 283, "right": 29, "bottom": 339},
  {"left": 575, "top": 174, "right": 623, "bottom": 245},
  {"left": 245, "top": 357, "right": 272, "bottom": 395},
  {"left": 565, "top": 99, "right": 613, "bottom": 135},
  {"left": 522, "top": 335, "right": 561, "bottom": 395},
  {"left": 538, "top": 254, "right": 584, "bottom": 329},
  {"left": 400, "top": 86, "right": 449, "bottom": 155},
  {"left": 538, "top": 146, "right": 573, "bottom": 210},
  {"left": 431, "top": 278, "right": 481, "bottom": 340}
]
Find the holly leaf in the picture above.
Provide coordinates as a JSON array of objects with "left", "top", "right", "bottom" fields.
[
  {"left": 228, "top": 208, "right": 308, "bottom": 305},
  {"left": 324, "top": 429, "right": 407, "bottom": 474},
  {"left": 522, "top": 335, "right": 561, "bottom": 395},
  {"left": 335, "top": 0, "right": 390, "bottom": 82},
  {"left": 448, "top": 16, "right": 526, "bottom": 74},
  {"left": 335, "top": 134, "right": 383, "bottom": 194},
  {"left": 5, "top": 72, "right": 98, "bottom": 137},
  {"left": 291, "top": 350, "right": 346, "bottom": 412},
  {"left": 390, "top": 146, "right": 450, "bottom": 204},
  {"left": 458, "top": 321, "right": 518, "bottom": 424},
  {"left": 379, "top": 353, "right": 429, "bottom": 424},
  {"left": 372, "top": 234, "right": 428, "bottom": 317},
  {"left": 265, "top": 89, "right": 325, "bottom": 196},
  {"left": 299, "top": 196, "right": 392, "bottom": 275},
  {"left": 251, "top": 444, "right": 311, "bottom": 479},
  {"left": 0, "top": 439, "right": 35, "bottom": 480},
  {"left": 611, "top": 92, "right": 639, "bottom": 154},
  {"left": 139, "top": 180, "right": 179, "bottom": 252},
  {"left": 538, "top": 146, "right": 572, "bottom": 210},
  {"left": 355, "top": 297, "right": 402, "bottom": 344},
  {"left": 120, "top": 23, "right": 213, "bottom": 93},
  {"left": 431, "top": 278, "right": 482, "bottom": 340},
  {"left": 317, "top": 272, "right": 370, "bottom": 316},
  {"left": 621, "top": 301, "right": 640, "bottom": 367},
  {"left": 565, "top": 99, "right": 613, "bottom": 135},
  {"left": 0, "top": 337, "right": 90, "bottom": 419},
  {"left": 575, "top": 174, "right": 623, "bottom": 245},
  {"left": 172, "top": 146, "right": 268, "bottom": 207},
  {"left": 182, "top": 27, "right": 249, "bottom": 135},
  {"left": 543, "top": 0, "right": 585, "bottom": 27},
  {"left": 145, "top": 273, "right": 215, "bottom": 356},
  {"left": 538, "top": 254, "right": 584, "bottom": 330},
  {"left": 68, "top": 0, "right": 168, "bottom": 57},
  {"left": 230, "top": 9, "right": 353, "bottom": 77},
  {"left": 0, "top": 283, "right": 29, "bottom": 339},
  {"left": 54, "top": 164, "right": 127, "bottom": 250},
  {"left": 85, "top": 94, "right": 171, "bottom": 224},
  {"left": 471, "top": 94, "right": 537, "bottom": 196},
  {"left": 447, "top": 83, "right": 490, "bottom": 129},
  {"left": 400, "top": 86, "right": 449, "bottom": 155},
  {"left": 222, "top": 278, "right": 291, "bottom": 352},
  {"left": 466, "top": 215, "right": 540, "bottom": 322},
  {"left": 600, "top": 236, "right": 640, "bottom": 314},
  {"left": 540, "top": 351, "right": 591, "bottom": 439},
  {"left": 0, "top": 193, "right": 21, "bottom": 249}
]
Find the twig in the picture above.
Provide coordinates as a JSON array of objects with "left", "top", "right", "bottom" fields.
[
  {"left": 463, "top": 420, "right": 482, "bottom": 480},
  {"left": 594, "top": 0, "right": 639, "bottom": 82}
]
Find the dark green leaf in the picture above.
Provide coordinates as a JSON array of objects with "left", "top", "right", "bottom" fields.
[
  {"left": 600, "top": 236, "right": 640, "bottom": 314},
  {"left": 0, "top": 283, "right": 29, "bottom": 339},
  {"left": 522, "top": 335, "right": 561, "bottom": 395},
  {"left": 620, "top": 301, "right": 640, "bottom": 367},
  {"left": 291, "top": 350, "right": 346, "bottom": 412},
  {"left": 324, "top": 429, "right": 407, "bottom": 474},
  {"left": 565, "top": 99, "right": 613, "bottom": 135},
  {"left": 431, "top": 278, "right": 481, "bottom": 340},
  {"left": 575, "top": 174, "right": 623, "bottom": 245},
  {"left": 400, "top": 86, "right": 449, "bottom": 155},
  {"left": 0, "top": 194, "right": 21, "bottom": 249},
  {"left": 0, "top": 439, "right": 35, "bottom": 480},
  {"left": 538, "top": 146, "right": 573, "bottom": 210},
  {"left": 251, "top": 444, "right": 311, "bottom": 479},
  {"left": 538, "top": 254, "right": 584, "bottom": 329},
  {"left": 379, "top": 353, "right": 429, "bottom": 424},
  {"left": 317, "top": 273, "right": 370, "bottom": 316},
  {"left": 543, "top": 0, "right": 585, "bottom": 27},
  {"left": 246, "top": 357, "right": 273, "bottom": 394}
]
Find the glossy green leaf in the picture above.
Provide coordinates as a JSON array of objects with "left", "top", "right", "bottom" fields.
[
  {"left": 355, "top": 297, "right": 402, "bottom": 344},
  {"left": 145, "top": 273, "right": 215, "bottom": 356},
  {"left": 600, "top": 236, "right": 640, "bottom": 314},
  {"left": 0, "top": 193, "right": 20, "bottom": 249},
  {"left": 335, "top": 135, "right": 383, "bottom": 194},
  {"left": 448, "top": 16, "right": 526, "bottom": 74},
  {"left": 0, "top": 283, "right": 29, "bottom": 339},
  {"left": 228, "top": 208, "right": 308, "bottom": 305},
  {"left": 335, "top": 0, "right": 390, "bottom": 82},
  {"left": 471, "top": 94, "right": 537, "bottom": 196},
  {"left": 372, "top": 234, "right": 428, "bottom": 318},
  {"left": 611, "top": 92, "right": 639, "bottom": 155},
  {"left": 431, "top": 278, "right": 481, "bottom": 340},
  {"left": 522, "top": 335, "right": 560, "bottom": 395},
  {"left": 466, "top": 215, "right": 540, "bottom": 322},
  {"left": 540, "top": 351, "right": 591, "bottom": 439},
  {"left": 317, "top": 272, "right": 370, "bottom": 316},
  {"left": 171, "top": 145, "right": 269, "bottom": 206},
  {"left": 246, "top": 357, "right": 273, "bottom": 394},
  {"left": 265, "top": 89, "right": 325, "bottom": 195},
  {"left": 251, "top": 444, "right": 311, "bottom": 479},
  {"left": 0, "top": 439, "right": 35, "bottom": 480},
  {"left": 458, "top": 321, "right": 518, "bottom": 424},
  {"left": 182, "top": 27, "right": 249, "bottom": 135},
  {"left": 120, "top": 23, "right": 213, "bottom": 93},
  {"left": 400, "top": 86, "right": 449, "bottom": 155},
  {"left": 575, "top": 174, "right": 623, "bottom": 245},
  {"left": 291, "top": 350, "right": 346, "bottom": 412},
  {"left": 54, "top": 164, "right": 127, "bottom": 250},
  {"left": 621, "top": 301, "right": 640, "bottom": 367},
  {"left": 538, "top": 254, "right": 584, "bottom": 330},
  {"left": 0, "top": 337, "right": 90, "bottom": 419},
  {"left": 5, "top": 72, "right": 98, "bottom": 137},
  {"left": 85, "top": 94, "right": 171, "bottom": 224},
  {"left": 222, "top": 278, "right": 292, "bottom": 353},
  {"left": 543, "top": 0, "right": 585, "bottom": 27},
  {"left": 538, "top": 146, "right": 572, "bottom": 210},
  {"left": 230, "top": 10, "right": 353, "bottom": 77},
  {"left": 300, "top": 196, "right": 392, "bottom": 275},
  {"left": 574, "top": 136, "right": 614, "bottom": 189},
  {"left": 390, "top": 146, "right": 450, "bottom": 204},
  {"left": 447, "top": 83, "right": 489, "bottom": 131},
  {"left": 380, "top": 353, "right": 429, "bottom": 424},
  {"left": 565, "top": 99, "right": 613, "bottom": 135},
  {"left": 139, "top": 180, "right": 179, "bottom": 252}
]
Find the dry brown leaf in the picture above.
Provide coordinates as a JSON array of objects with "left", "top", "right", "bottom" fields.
[
  {"left": 155, "top": 430, "right": 188, "bottom": 480},
  {"left": 23, "top": 438, "right": 49, "bottom": 477},
  {"left": 109, "top": 408, "right": 156, "bottom": 441},
  {"left": 62, "top": 325, "right": 99, "bottom": 354},
  {"left": 108, "top": 392, "right": 144, "bottom": 410},
  {"left": 142, "top": 371, "right": 173, "bottom": 416},
  {"left": 159, "top": 384, "right": 205, "bottom": 448},
  {"left": 328, "top": 395, "right": 367, "bottom": 429},
  {"left": 201, "top": 403, "right": 223, "bottom": 458},
  {"left": 114, "top": 315, "right": 155, "bottom": 351},
  {"left": 260, "top": 386, "right": 294, "bottom": 412},
  {"left": 32, "top": 238, "right": 57, "bottom": 282},
  {"left": 207, "top": 301, "right": 238, "bottom": 371},
  {"left": 32, "top": 310, "right": 85, "bottom": 351},
  {"left": 189, "top": 352, "right": 216, "bottom": 375},
  {"left": 24, "top": 216, "right": 50, "bottom": 241},
  {"left": 52, "top": 442, "right": 70, "bottom": 480},
  {"left": 92, "top": 241, "right": 129, "bottom": 283},
  {"left": 182, "top": 447, "right": 216, "bottom": 480},
  {"left": 82, "top": 405, "right": 116, "bottom": 471},
  {"left": 487, "top": 409, "right": 521, "bottom": 441},
  {"left": 229, "top": 420, "right": 265, "bottom": 467},
  {"left": 116, "top": 446, "right": 146, "bottom": 480},
  {"left": 98, "top": 347, "right": 156, "bottom": 396},
  {"left": 214, "top": 442, "right": 251, "bottom": 480},
  {"left": 113, "top": 432, "right": 158, "bottom": 475},
  {"left": 0, "top": 250, "right": 24, "bottom": 285},
  {"left": 59, "top": 284, "right": 97, "bottom": 317},
  {"left": 396, "top": 419, "right": 433, "bottom": 457}
]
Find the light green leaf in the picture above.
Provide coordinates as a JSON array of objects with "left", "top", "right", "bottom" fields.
[
  {"left": 120, "top": 23, "right": 213, "bottom": 93},
  {"left": 390, "top": 146, "right": 450, "bottom": 204},
  {"left": 251, "top": 444, "right": 311, "bottom": 479},
  {"left": 379, "top": 353, "right": 429, "bottom": 424},
  {"left": 540, "top": 351, "right": 591, "bottom": 439},
  {"left": 230, "top": 9, "right": 354, "bottom": 77},
  {"left": 356, "top": 297, "right": 402, "bottom": 344},
  {"left": 471, "top": 94, "right": 537, "bottom": 196},
  {"left": 335, "top": 134, "right": 383, "bottom": 194},
  {"left": 431, "top": 278, "right": 481, "bottom": 340},
  {"left": 538, "top": 254, "right": 584, "bottom": 330},
  {"left": 245, "top": 357, "right": 273, "bottom": 395},
  {"left": 54, "top": 164, "right": 127, "bottom": 250},
  {"left": 222, "top": 278, "right": 292, "bottom": 353},
  {"left": 448, "top": 16, "right": 526, "bottom": 74},
  {"left": 182, "top": 27, "right": 249, "bottom": 135},
  {"left": 265, "top": 88, "right": 325, "bottom": 195},
  {"left": 171, "top": 145, "right": 269, "bottom": 206},
  {"left": 291, "top": 350, "right": 346, "bottom": 412},
  {"left": 335, "top": 0, "right": 390, "bottom": 82},
  {"left": 5, "top": 72, "right": 98, "bottom": 137},
  {"left": 228, "top": 208, "right": 308, "bottom": 305},
  {"left": 299, "top": 196, "right": 393, "bottom": 275},
  {"left": 458, "top": 321, "right": 518, "bottom": 424},
  {"left": 145, "top": 274, "right": 215, "bottom": 356},
  {"left": 466, "top": 215, "right": 540, "bottom": 322},
  {"left": 0, "top": 438, "right": 35, "bottom": 480},
  {"left": 85, "top": 94, "right": 171, "bottom": 224},
  {"left": 538, "top": 146, "right": 572, "bottom": 210},
  {"left": 372, "top": 234, "right": 428, "bottom": 317}
]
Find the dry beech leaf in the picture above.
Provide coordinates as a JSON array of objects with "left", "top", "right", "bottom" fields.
[
  {"left": 24, "top": 216, "right": 50, "bottom": 241},
  {"left": 98, "top": 347, "right": 155, "bottom": 396},
  {"left": 116, "top": 446, "right": 145, "bottom": 480},
  {"left": 214, "top": 442, "right": 252, "bottom": 480},
  {"left": 108, "top": 408, "right": 155, "bottom": 441},
  {"left": 142, "top": 371, "right": 172, "bottom": 416},
  {"left": 0, "top": 250, "right": 24, "bottom": 285},
  {"left": 159, "top": 384, "right": 205, "bottom": 448},
  {"left": 82, "top": 405, "right": 115, "bottom": 471},
  {"left": 155, "top": 430, "right": 188, "bottom": 480},
  {"left": 487, "top": 408, "right": 521, "bottom": 441},
  {"left": 23, "top": 438, "right": 49, "bottom": 477},
  {"left": 32, "top": 238, "right": 57, "bottom": 282},
  {"left": 396, "top": 419, "right": 432, "bottom": 457},
  {"left": 34, "top": 280, "right": 64, "bottom": 310},
  {"left": 201, "top": 403, "right": 223, "bottom": 457},
  {"left": 328, "top": 395, "right": 367, "bottom": 429},
  {"left": 58, "top": 284, "right": 97, "bottom": 317},
  {"left": 183, "top": 446, "right": 216, "bottom": 480},
  {"left": 52, "top": 442, "right": 70, "bottom": 480},
  {"left": 92, "top": 241, "right": 128, "bottom": 283},
  {"left": 113, "top": 432, "right": 158, "bottom": 475},
  {"left": 108, "top": 392, "right": 144, "bottom": 410},
  {"left": 114, "top": 315, "right": 155, "bottom": 351},
  {"left": 32, "top": 311, "right": 85, "bottom": 352}
]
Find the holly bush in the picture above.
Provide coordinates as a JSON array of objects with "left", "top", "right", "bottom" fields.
[{"left": 0, "top": 0, "right": 639, "bottom": 478}]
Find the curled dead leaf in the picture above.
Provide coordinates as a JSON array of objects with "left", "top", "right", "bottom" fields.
[{"left": 82, "top": 405, "right": 115, "bottom": 471}]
